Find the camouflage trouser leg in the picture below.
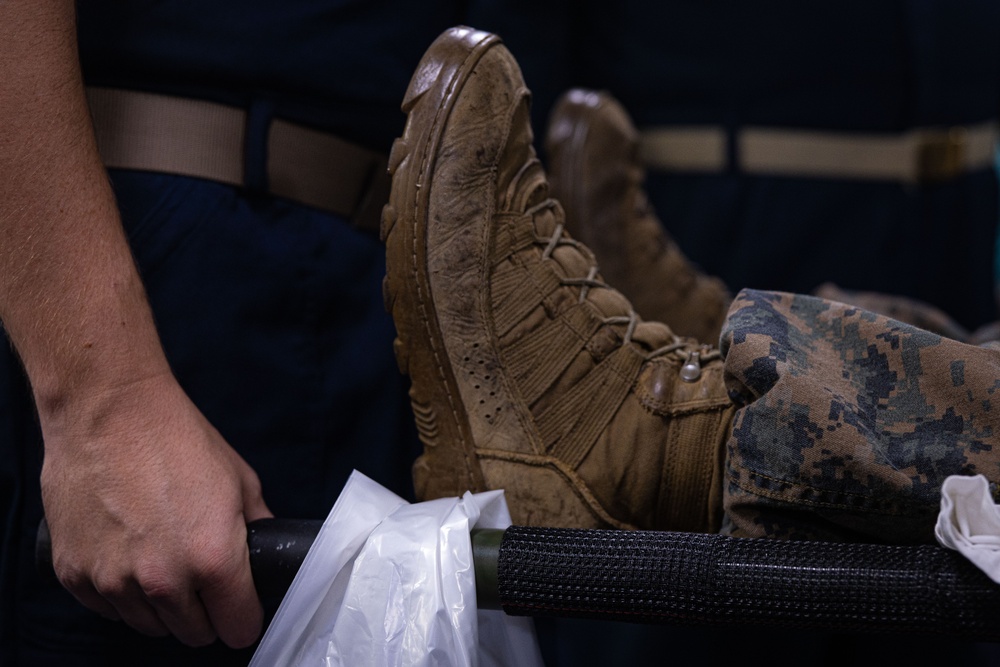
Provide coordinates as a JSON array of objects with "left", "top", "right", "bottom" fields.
[{"left": 719, "top": 289, "right": 1000, "bottom": 544}]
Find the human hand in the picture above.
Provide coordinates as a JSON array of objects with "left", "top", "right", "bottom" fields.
[{"left": 39, "top": 372, "right": 272, "bottom": 648}]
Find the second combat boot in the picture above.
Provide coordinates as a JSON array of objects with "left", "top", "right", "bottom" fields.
[
  {"left": 546, "top": 89, "right": 732, "bottom": 343},
  {"left": 383, "top": 27, "right": 736, "bottom": 532}
]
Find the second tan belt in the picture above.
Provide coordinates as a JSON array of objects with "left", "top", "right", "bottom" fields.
[{"left": 639, "top": 122, "right": 998, "bottom": 185}]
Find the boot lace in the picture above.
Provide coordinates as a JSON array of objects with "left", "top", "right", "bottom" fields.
[{"left": 534, "top": 200, "right": 720, "bottom": 381}]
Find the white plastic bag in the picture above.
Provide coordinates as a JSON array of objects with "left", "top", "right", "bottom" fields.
[{"left": 249, "top": 471, "right": 544, "bottom": 667}]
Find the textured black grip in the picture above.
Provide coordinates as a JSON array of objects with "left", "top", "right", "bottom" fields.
[{"left": 497, "top": 526, "right": 1000, "bottom": 641}]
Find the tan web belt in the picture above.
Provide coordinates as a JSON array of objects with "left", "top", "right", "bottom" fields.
[
  {"left": 85, "top": 87, "right": 390, "bottom": 233},
  {"left": 639, "top": 122, "right": 998, "bottom": 184}
]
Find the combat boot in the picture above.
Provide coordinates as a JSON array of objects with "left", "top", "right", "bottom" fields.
[
  {"left": 546, "top": 89, "right": 731, "bottom": 344},
  {"left": 382, "top": 27, "right": 736, "bottom": 532}
]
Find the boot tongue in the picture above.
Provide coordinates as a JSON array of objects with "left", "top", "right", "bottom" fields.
[
  {"left": 503, "top": 97, "right": 679, "bottom": 350},
  {"left": 630, "top": 320, "right": 680, "bottom": 349},
  {"left": 585, "top": 285, "right": 632, "bottom": 319},
  {"left": 534, "top": 202, "right": 676, "bottom": 345},
  {"left": 586, "top": 289, "right": 678, "bottom": 349}
]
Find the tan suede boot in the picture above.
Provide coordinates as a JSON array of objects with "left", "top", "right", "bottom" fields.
[
  {"left": 546, "top": 89, "right": 732, "bottom": 344},
  {"left": 382, "top": 27, "right": 735, "bottom": 532}
]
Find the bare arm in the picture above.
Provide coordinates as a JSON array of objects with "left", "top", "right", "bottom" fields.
[{"left": 0, "top": 0, "right": 270, "bottom": 648}]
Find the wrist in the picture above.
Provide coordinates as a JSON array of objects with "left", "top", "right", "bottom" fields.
[
  {"left": 33, "top": 359, "right": 176, "bottom": 441},
  {"left": 3, "top": 253, "right": 172, "bottom": 425}
]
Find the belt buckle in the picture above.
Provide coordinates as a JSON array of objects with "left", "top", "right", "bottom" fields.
[{"left": 917, "top": 127, "right": 966, "bottom": 184}]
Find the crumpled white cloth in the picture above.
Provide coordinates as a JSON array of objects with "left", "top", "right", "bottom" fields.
[
  {"left": 935, "top": 474, "right": 1000, "bottom": 583},
  {"left": 249, "top": 470, "right": 545, "bottom": 667}
]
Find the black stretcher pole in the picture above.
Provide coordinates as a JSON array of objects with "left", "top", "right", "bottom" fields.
[{"left": 36, "top": 518, "right": 1000, "bottom": 641}]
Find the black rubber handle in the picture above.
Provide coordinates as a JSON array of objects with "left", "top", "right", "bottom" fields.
[
  {"left": 36, "top": 519, "right": 1000, "bottom": 640},
  {"left": 496, "top": 526, "right": 1000, "bottom": 641},
  {"left": 245, "top": 518, "right": 321, "bottom": 602}
]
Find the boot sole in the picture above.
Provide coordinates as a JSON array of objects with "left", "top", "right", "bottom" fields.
[{"left": 382, "top": 27, "right": 501, "bottom": 498}]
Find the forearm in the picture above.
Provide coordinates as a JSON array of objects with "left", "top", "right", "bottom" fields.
[
  {"left": 0, "top": 4, "right": 272, "bottom": 648},
  {"left": 0, "top": 0, "right": 170, "bottom": 428}
]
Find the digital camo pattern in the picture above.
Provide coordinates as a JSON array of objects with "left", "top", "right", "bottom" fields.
[
  {"left": 719, "top": 289, "right": 1000, "bottom": 543},
  {"left": 812, "top": 282, "right": 971, "bottom": 342}
]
